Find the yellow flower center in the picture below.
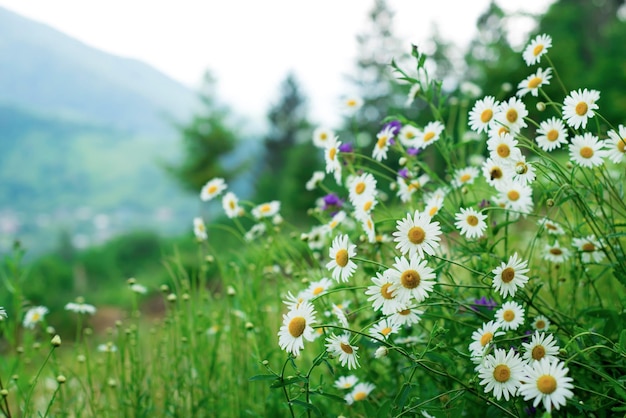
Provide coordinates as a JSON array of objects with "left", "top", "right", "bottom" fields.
[
  {"left": 531, "top": 345, "right": 546, "bottom": 360},
  {"left": 423, "top": 131, "right": 435, "bottom": 142},
  {"left": 527, "top": 77, "right": 542, "bottom": 89},
  {"left": 380, "top": 283, "right": 394, "bottom": 300},
  {"left": 381, "top": 327, "right": 392, "bottom": 336},
  {"left": 408, "top": 226, "right": 425, "bottom": 244},
  {"left": 347, "top": 99, "right": 357, "bottom": 107},
  {"left": 493, "top": 364, "right": 511, "bottom": 383},
  {"left": 575, "top": 101, "right": 588, "bottom": 116},
  {"left": 32, "top": 313, "right": 41, "bottom": 322},
  {"left": 329, "top": 147, "right": 337, "bottom": 161},
  {"left": 229, "top": 200, "right": 236, "bottom": 210},
  {"left": 501, "top": 267, "right": 516, "bottom": 283},
  {"left": 580, "top": 146, "right": 594, "bottom": 159},
  {"left": 506, "top": 109, "right": 518, "bottom": 123},
  {"left": 260, "top": 204, "right": 271, "bottom": 213},
  {"left": 355, "top": 182, "right": 366, "bottom": 195},
  {"left": 498, "top": 126, "right": 510, "bottom": 136},
  {"left": 312, "top": 286, "right": 324, "bottom": 295},
  {"left": 320, "top": 132, "right": 328, "bottom": 140},
  {"left": 549, "top": 248, "right": 563, "bottom": 256},
  {"left": 490, "top": 167, "right": 503, "bottom": 180},
  {"left": 363, "top": 201, "right": 373, "bottom": 212},
  {"left": 208, "top": 185, "right": 218, "bottom": 194},
  {"left": 582, "top": 242, "right": 595, "bottom": 252},
  {"left": 335, "top": 249, "right": 349, "bottom": 267},
  {"left": 533, "top": 44, "right": 544, "bottom": 56},
  {"left": 460, "top": 173, "right": 471, "bottom": 183},
  {"left": 502, "top": 309, "right": 515, "bottom": 322},
  {"left": 617, "top": 139, "right": 626, "bottom": 153},
  {"left": 400, "top": 269, "right": 421, "bottom": 289},
  {"left": 428, "top": 206, "right": 439, "bottom": 216},
  {"left": 398, "top": 308, "right": 411, "bottom": 315},
  {"left": 497, "top": 144, "right": 511, "bottom": 158},
  {"left": 547, "top": 129, "right": 559, "bottom": 142},
  {"left": 288, "top": 317, "right": 306, "bottom": 338},
  {"left": 406, "top": 131, "right": 415, "bottom": 139},
  {"left": 480, "top": 332, "right": 493, "bottom": 347},
  {"left": 340, "top": 342, "right": 353, "bottom": 354},
  {"left": 466, "top": 215, "right": 479, "bottom": 226},
  {"left": 535, "top": 320, "right": 546, "bottom": 329},
  {"left": 377, "top": 136, "right": 388, "bottom": 149},
  {"left": 480, "top": 109, "right": 493, "bottom": 123},
  {"left": 516, "top": 162, "right": 528, "bottom": 174},
  {"left": 507, "top": 190, "right": 520, "bottom": 201},
  {"left": 537, "top": 375, "right": 557, "bottom": 394},
  {"left": 353, "top": 391, "right": 367, "bottom": 401}
]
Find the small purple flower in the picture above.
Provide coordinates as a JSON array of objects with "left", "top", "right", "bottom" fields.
[
  {"left": 478, "top": 199, "right": 491, "bottom": 209},
  {"left": 472, "top": 296, "right": 497, "bottom": 311},
  {"left": 322, "top": 193, "right": 343, "bottom": 215},
  {"left": 407, "top": 147, "right": 422, "bottom": 156},
  {"left": 338, "top": 142, "right": 354, "bottom": 153},
  {"left": 383, "top": 119, "right": 402, "bottom": 136},
  {"left": 398, "top": 168, "right": 409, "bottom": 179}
]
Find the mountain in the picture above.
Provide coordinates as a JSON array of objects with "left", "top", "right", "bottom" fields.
[{"left": 0, "top": 7, "right": 207, "bottom": 256}]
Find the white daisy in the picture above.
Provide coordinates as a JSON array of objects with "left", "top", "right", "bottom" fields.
[
  {"left": 23, "top": 306, "right": 49, "bottom": 329},
  {"left": 517, "top": 67, "right": 552, "bottom": 97},
  {"left": 454, "top": 207, "right": 488, "bottom": 239},
  {"left": 406, "top": 83, "right": 421, "bottom": 107},
  {"left": 492, "top": 252, "right": 530, "bottom": 298},
  {"left": 416, "top": 121, "right": 444, "bottom": 149},
  {"left": 372, "top": 125, "right": 395, "bottom": 162},
  {"left": 304, "top": 224, "right": 330, "bottom": 251},
  {"left": 330, "top": 303, "right": 350, "bottom": 328},
  {"left": 200, "top": 178, "right": 227, "bottom": 201},
  {"left": 494, "top": 97, "right": 528, "bottom": 135},
  {"left": 342, "top": 96, "right": 363, "bottom": 115},
  {"left": 370, "top": 317, "right": 400, "bottom": 340},
  {"left": 563, "top": 88, "right": 600, "bottom": 129},
  {"left": 324, "top": 136, "right": 342, "bottom": 184},
  {"left": 326, "top": 234, "right": 357, "bottom": 283},
  {"left": 487, "top": 132, "right": 520, "bottom": 162},
  {"left": 478, "top": 348, "right": 525, "bottom": 401},
  {"left": 495, "top": 179, "right": 534, "bottom": 215},
  {"left": 325, "top": 334, "right": 360, "bottom": 370},
  {"left": 569, "top": 132, "right": 607, "bottom": 168},
  {"left": 451, "top": 166, "right": 481, "bottom": 189},
  {"left": 305, "top": 171, "right": 325, "bottom": 191},
  {"left": 519, "top": 358, "right": 574, "bottom": 412},
  {"left": 353, "top": 195, "right": 378, "bottom": 221},
  {"left": 365, "top": 271, "right": 403, "bottom": 315},
  {"left": 535, "top": 117, "right": 568, "bottom": 152},
  {"left": 522, "top": 331, "right": 560, "bottom": 364},
  {"left": 469, "top": 96, "right": 500, "bottom": 134},
  {"left": 65, "top": 300, "right": 96, "bottom": 315},
  {"left": 345, "top": 382, "right": 375, "bottom": 405},
  {"left": 389, "top": 305, "right": 424, "bottom": 327},
  {"left": 328, "top": 210, "right": 347, "bottom": 231},
  {"left": 244, "top": 223, "right": 266, "bottom": 242},
  {"left": 532, "top": 315, "right": 551, "bottom": 332},
  {"left": 495, "top": 301, "right": 525, "bottom": 331},
  {"left": 397, "top": 174, "right": 429, "bottom": 203},
  {"left": 537, "top": 218, "right": 565, "bottom": 235},
  {"left": 312, "top": 127, "right": 335, "bottom": 148},
  {"left": 572, "top": 235, "right": 605, "bottom": 263},
  {"left": 398, "top": 124, "right": 421, "bottom": 148},
  {"left": 221, "top": 192, "right": 242, "bottom": 218},
  {"left": 387, "top": 254, "right": 436, "bottom": 304},
  {"left": 482, "top": 157, "right": 510, "bottom": 188},
  {"left": 348, "top": 173, "right": 377, "bottom": 207},
  {"left": 335, "top": 375, "right": 359, "bottom": 390},
  {"left": 504, "top": 152, "right": 536, "bottom": 185},
  {"left": 278, "top": 300, "right": 317, "bottom": 356},
  {"left": 606, "top": 125, "right": 626, "bottom": 163},
  {"left": 469, "top": 320, "right": 504, "bottom": 359},
  {"left": 360, "top": 214, "right": 377, "bottom": 244},
  {"left": 392, "top": 210, "right": 442, "bottom": 258},
  {"left": 303, "top": 277, "right": 334, "bottom": 300},
  {"left": 542, "top": 241, "right": 571, "bottom": 263},
  {"left": 252, "top": 201, "right": 281, "bottom": 219},
  {"left": 193, "top": 217, "right": 207, "bottom": 241},
  {"left": 424, "top": 194, "right": 444, "bottom": 217},
  {"left": 523, "top": 34, "right": 552, "bottom": 66}
]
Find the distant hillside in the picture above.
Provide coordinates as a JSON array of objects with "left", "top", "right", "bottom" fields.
[{"left": 0, "top": 6, "right": 196, "bottom": 135}]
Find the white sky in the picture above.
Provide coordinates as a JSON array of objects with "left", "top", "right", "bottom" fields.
[{"left": 0, "top": 0, "right": 551, "bottom": 128}]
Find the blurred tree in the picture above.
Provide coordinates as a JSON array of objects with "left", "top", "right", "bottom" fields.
[
  {"left": 255, "top": 73, "right": 317, "bottom": 219},
  {"left": 166, "top": 71, "right": 244, "bottom": 192}
]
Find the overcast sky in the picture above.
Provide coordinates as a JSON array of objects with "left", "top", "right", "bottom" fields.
[{"left": 0, "top": 0, "right": 551, "bottom": 128}]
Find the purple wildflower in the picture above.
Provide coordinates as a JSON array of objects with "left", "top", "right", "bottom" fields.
[
  {"left": 398, "top": 168, "right": 409, "bottom": 179},
  {"left": 338, "top": 142, "right": 354, "bottom": 153},
  {"left": 407, "top": 147, "right": 422, "bottom": 156},
  {"left": 383, "top": 119, "right": 402, "bottom": 136},
  {"left": 472, "top": 296, "right": 497, "bottom": 311}
]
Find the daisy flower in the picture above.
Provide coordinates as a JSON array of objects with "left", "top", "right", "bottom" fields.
[
  {"left": 606, "top": 125, "right": 626, "bottom": 163},
  {"left": 325, "top": 333, "right": 360, "bottom": 370},
  {"left": 23, "top": 306, "right": 49, "bottom": 329},
  {"left": 517, "top": 67, "right": 552, "bottom": 97},
  {"left": 535, "top": 117, "right": 568, "bottom": 152},
  {"left": 312, "top": 127, "right": 334, "bottom": 148},
  {"left": 532, "top": 315, "right": 551, "bottom": 332},
  {"left": 492, "top": 252, "right": 530, "bottom": 298},
  {"left": 252, "top": 201, "right": 281, "bottom": 219},
  {"left": 569, "top": 132, "right": 607, "bottom": 168},
  {"left": 398, "top": 124, "right": 420, "bottom": 148},
  {"left": 495, "top": 301, "right": 525, "bottom": 331},
  {"left": 406, "top": 83, "right": 421, "bottom": 107},
  {"left": 392, "top": 210, "right": 442, "bottom": 258},
  {"left": 563, "top": 88, "right": 600, "bottom": 129},
  {"left": 360, "top": 214, "right": 377, "bottom": 243},
  {"left": 397, "top": 174, "right": 429, "bottom": 203},
  {"left": 451, "top": 166, "right": 480, "bottom": 189},
  {"left": 505, "top": 153, "right": 536, "bottom": 185},
  {"left": 353, "top": 196, "right": 378, "bottom": 221},
  {"left": 537, "top": 217, "right": 565, "bottom": 235},
  {"left": 278, "top": 300, "right": 317, "bottom": 356},
  {"left": 454, "top": 207, "right": 488, "bottom": 239},
  {"left": 65, "top": 300, "right": 96, "bottom": 315},
  {"left": 348, "top": 173, "right": 377, "bottom": 207},
  {"left": 523, "top": 34, "right": 552, "bottom": 66},
  {"left": 328, "top": 210, "right": 347, "bottom": 231},
  {"left": 522, "top": 331, "right": 560, "bottom": 364},
  {"left": 0, "top": 308, "right": 7, "bottom": 321},
  {"left": 482, "top": 158, "right": 510, "bottom": 188},
  {"left": 494, "top": 97, "right": 528, "bottom": 135},
  {"left": 572, "top": 235, "right": 605, "bottom": 263},
  {"left": 324, "top": 136, "right": 342, "bottom": 184},
  {"left": 387, "top": 254, "right": 436, "bottom": 304},
  {"left": 416, "top": 121, "right": 444, "bottom": 149},
  {"left": 469, "top": 96, "right": 499, "bottom": 134},
  {"left": 519, "top": 358, "right": 574, "bottom": 412},
  {"left": 487, "top": 132, "right": 520, "bottom": 162},
  {"left": 330, "top": 303, "right": 350, "bottom": 328},
  {"left": 305, "top": 171, "right": 325, "bottom": 191},
  {"left": 469, "top": 320, "right": 504, "bottom": 358},
  {"left": 424, "top": 194, "right": 444, "bottom": 217},
  {"left": 342, "top": 96, "right": 363, "bottom": 115},
  {"left": 221, "top": 192, "right": 242, "bottom": 218},
  {"left": 372, "top": 125, "right": 395, "bottom": 162},
  {"left": 326, "top": 234, "right": 357, "bottom": 283},
  {"left": 303, "top": 277, "right": 334, "bottom": 300},
  {"left": 495, "top": 179, "right": 534, "bottom": 215},
  {"left": 244, "top": 223, "right": 266, "bottom": 242},
  {"left": 345, "top": 382, "right": 375, "bottom": 405},
  {"left": 389, "top": 305, "right": 424, "bottom": 327},
  {"left": 370, "top": 317, "right": 400, "bottom": 340},
  {"left": 478, "top": 348, "right": 525, "bottom": 401},
  {"left": 335, "top": 375, "right": 358, "bottom": 390},
  {"left": 200, "top": 178, "right": 227, "bottom": 201},
  {"left": 193, "top": 217, "right": 207, "bottom": 241},
  {"left": 542, "top": 241, "right": 571, "bottom": 263},
  {"left": 365, "top": 271, "right": 403, "bottom": 315}
]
